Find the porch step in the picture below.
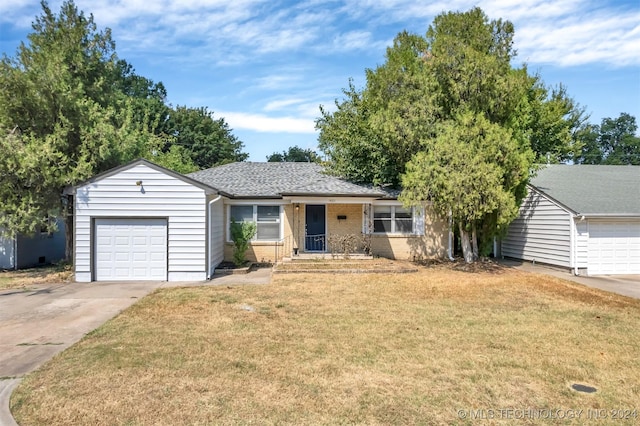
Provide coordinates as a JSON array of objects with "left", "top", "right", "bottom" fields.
[
  {"left": 273, "top": 257, "right": 418, "bottom": 274},
  {"left": 282, "top": 253, "right": 374, "bottom": 262}
]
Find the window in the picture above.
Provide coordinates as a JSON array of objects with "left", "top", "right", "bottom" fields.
[
  {"left": 373, "top": 205, "right": 414, "bottom": 234},
  {"left": 257, "top": 206, "right": 280, "bottom": 240},
  {"left": 39, "top": 216, "right": 56, "bottom": 236},
  {"left": 229, "top": 205, "right": 281, "bottom": 241}
]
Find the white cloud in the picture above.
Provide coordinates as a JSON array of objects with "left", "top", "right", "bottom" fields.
[
  {"left": 332, "top": 30, "right": 374, "bottom": 50},
  {"left": 264, "top": 98, "right": 307, "bottom": 111},
  {"left": 4, "top": 0, "right": 638, "bottom": 71},
  {"left": 220, "top": 111, "right": 317, "bottom": 133}
]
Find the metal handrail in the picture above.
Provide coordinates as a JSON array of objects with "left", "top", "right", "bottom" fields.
[{"left": 304, "top": 233, "right": 326, "bottom": 252}]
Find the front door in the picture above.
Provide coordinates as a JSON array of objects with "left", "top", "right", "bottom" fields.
[{"left": 305, "top": 204, "right": 326, "bottom": 251}]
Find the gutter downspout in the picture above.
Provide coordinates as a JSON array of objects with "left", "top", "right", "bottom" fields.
[
  {"left": 206, "top": 195, "right": 222, "bottom": 279},
  {"left": 447, "top": 210, "right": 455, "bottom": 261},
  {"left": 572, "top": 215, "right": 586, "bottom": 276}
]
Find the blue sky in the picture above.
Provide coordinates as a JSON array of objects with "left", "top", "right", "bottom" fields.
[{"left": 1, "top": 0, "right": 639, "bottom": 161}]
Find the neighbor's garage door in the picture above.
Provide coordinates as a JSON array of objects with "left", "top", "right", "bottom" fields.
[
  {"left": 95, "top": 218, "right": 167, "bottom": 281},
  {"left": 588, "top": 220, "right": 640, "bottom": 275}
]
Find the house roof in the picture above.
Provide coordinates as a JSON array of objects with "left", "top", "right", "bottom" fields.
[
  {"left": 63, "top": 158, "right": 219, "bottom": 195},
  {"left": 188, "top": 162, "right": 391, "bottom": 198},
  {"left": 530, "top": 165, "right": 640, "bottom": 216}
]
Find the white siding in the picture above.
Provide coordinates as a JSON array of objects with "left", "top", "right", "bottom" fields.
[
  {"left": 502, "top": 189, "right": 572, "bottom": 267},
  {"left": 574, "top": 220, "right": 589, "bottom": 270},
  {"left": 75, "top": 164, "right": 208, "bottom": 282},
  {"left": 209, "top": 197, "right": 225, "bottom": 275}
]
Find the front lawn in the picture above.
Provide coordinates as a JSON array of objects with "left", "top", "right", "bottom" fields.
[
  {"left": 0, "top": 263, "right": 73, "bottom": 290},
  {"left": 11, "top": 266, "right": 640, "bottom": 425}
]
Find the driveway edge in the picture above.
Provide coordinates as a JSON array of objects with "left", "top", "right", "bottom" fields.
[{"left": 0, "top": 378, "right": 20, "bottom": 426}]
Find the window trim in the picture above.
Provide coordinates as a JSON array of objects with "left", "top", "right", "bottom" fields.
[{"left": 227, "top": 204, "right": 283, "bottom": 242}]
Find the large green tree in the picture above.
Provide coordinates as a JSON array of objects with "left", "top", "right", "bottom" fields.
[
  {"left": 0, "top": 1, "right": 184, "bottom": 258},
  {"left": 317, "top": 7, "right": 582, "bottom": 262},
  {"left": 162, "top": 106, "right": 247, "bottom": 169},
  {"left": 575, "top": 113, "right": 640, "bottom": 165},
  {"left": 401, "top": 8, "right": 534, "bottom": 262}
]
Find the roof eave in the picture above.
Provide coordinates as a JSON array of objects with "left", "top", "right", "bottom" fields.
[
  {"left": 575, "top": 213, "right": 640, "bottom": 218},
  {"left": 280, "top": 192, "right": 385, "bottom": 198}
]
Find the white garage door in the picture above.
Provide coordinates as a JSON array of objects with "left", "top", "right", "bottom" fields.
[
  {"left": 95, "top": 218, "right": 167, "bottom": 281},
  {"left": 588, "top": 220, "right": 640, "bottom": 275}
]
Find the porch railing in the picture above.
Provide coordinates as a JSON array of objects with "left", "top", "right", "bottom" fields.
[{"left": 305, "top": 234, "right": 326, "bottom": 252}]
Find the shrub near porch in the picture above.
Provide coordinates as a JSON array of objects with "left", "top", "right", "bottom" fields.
[{"left": 11, "top": 266, "right": 640, "bottom": 425}]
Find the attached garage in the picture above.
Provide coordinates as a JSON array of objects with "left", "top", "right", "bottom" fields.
[
  {"left": 94, "top": 218, "right": 168, "bottom": 281},
  {"left": 66, "top": 159, "right": 225, "bottom": 282},
  {"left": 503, "top": 165, "right": 640, "bottom": 276},
  {"left": 587, "top": 220, "right": 640, "bottom": 275}
]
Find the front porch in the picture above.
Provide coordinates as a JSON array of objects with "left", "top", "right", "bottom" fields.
[
  {"left": 225, "top": 199, "right": 447, "bottom": 264},
  {"left": 282, "top": 201, "right": 372, "bottom": 260}
]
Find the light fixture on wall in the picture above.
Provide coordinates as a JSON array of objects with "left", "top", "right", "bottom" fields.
[{"left": 295, "top": 204, "right": 300, "bottom": 211}]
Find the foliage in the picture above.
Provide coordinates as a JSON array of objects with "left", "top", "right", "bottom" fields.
[
  {"left": 0, "top": 1, "right": 126, "bottom": 238},
  {"left": 317, "top": 80, "right": 387, "bottom": 184},
  {"left": 326, "top": 234, "right": 361, "bottom": 259},
  {"left": 162, "top": 106, "right": 248, "bottom": 169},
  {"left": 575, "top": 113, "right": 640, "bottom": 165},
  {"left": 229, "top": 219, "right": 257, "bottom": 266},
  {"left": 145, "top": 144, "right": 198, "bottom": 174},
  {"left": 317, "top": 7, "right": 579, "bottom": 262},
  {"left": 266, "top": 145, "right": 320, "bottom": 162},
  {"left": 401, "top": 113, "right": 532, "bottom": 261},
  {"left": 0, "top": 1, "right": 246, "bottom": 248}
]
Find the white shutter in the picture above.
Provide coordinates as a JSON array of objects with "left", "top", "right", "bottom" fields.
[
  {"left": 362, "top": 204, "right": 372, "bottom": 234},
  {"left": 414, "top": 205, "right": 425, "bottom": 235}
]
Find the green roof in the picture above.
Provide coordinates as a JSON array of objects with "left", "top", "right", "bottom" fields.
[{"left": 530, "top": 165, "right": 640, "bottom": 215}]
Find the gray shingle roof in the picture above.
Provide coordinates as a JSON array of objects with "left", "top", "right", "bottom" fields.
[
  {"left": 188, "top": 162, "right": 389, "bottom": 198},
  {"left": 530, "top": 165, "right": 640, "bottom": 215}
]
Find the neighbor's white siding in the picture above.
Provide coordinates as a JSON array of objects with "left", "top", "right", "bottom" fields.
[
  {"left": 502, "top": 189, "right": 572, "bottom": 267},
  {"left": 75, "top": 164, "right": 208, "bottom": 282}
]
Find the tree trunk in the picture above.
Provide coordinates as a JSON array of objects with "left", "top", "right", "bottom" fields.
[
  {"left": 471, "top": 221, "right": 479, "bottom": 261},
  {"left": 64, "top": 195, "right": 74, "bottom": 263},
  {"left": 459, "top": 221, "right": 474, "bottom": 263}
]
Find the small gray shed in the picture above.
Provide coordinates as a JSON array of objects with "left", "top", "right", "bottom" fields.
[{"left": 502, "top": 165, "right": 640, "bottom": 275}]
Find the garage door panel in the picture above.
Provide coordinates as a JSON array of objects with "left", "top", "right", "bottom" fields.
[
  {"left": 95, "top": 218, "right": 167, "bottom": 281},
  {"left": 588, "top": 220, "right": 640, "bottom": 275}
]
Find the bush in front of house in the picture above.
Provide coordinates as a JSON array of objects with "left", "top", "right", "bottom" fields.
[{"left": 230, "top": 220, "right": 257, "bottom": 266}]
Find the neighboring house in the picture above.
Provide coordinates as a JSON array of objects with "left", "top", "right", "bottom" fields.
[
  {"left": 501, "top": 165, "right": 640, "bottom": 275},
  {"left": 66, "top": 159, "right": 448, "bottom": 282},
  {"left": 0, "top": 219, "right": 66, "bottom": 270}
]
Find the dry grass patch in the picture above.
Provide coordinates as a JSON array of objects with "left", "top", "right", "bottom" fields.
[
  {"left": 11, "top": 266, "right": 640, "bottom": 425},
  {"left": 0, "top": 263, "right": 72, "bottom": 290}
]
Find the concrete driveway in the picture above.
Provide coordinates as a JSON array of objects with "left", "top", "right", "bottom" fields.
[
  {"left": 499, "top": 259, "right": 640, "bottom": 299},
  {"left": 0, "top": 281, "right": 165, "bottom": 425},
  {"left": 0, "top": 268, "right": 272, "bottom": 425}
]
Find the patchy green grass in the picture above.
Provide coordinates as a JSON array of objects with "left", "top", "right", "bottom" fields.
[
  {"left": 11, "top": 266, "right": 640, "bottom": 425},
  {"left": 0, "top": 263, "right": 72, "bottom": 290}
]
